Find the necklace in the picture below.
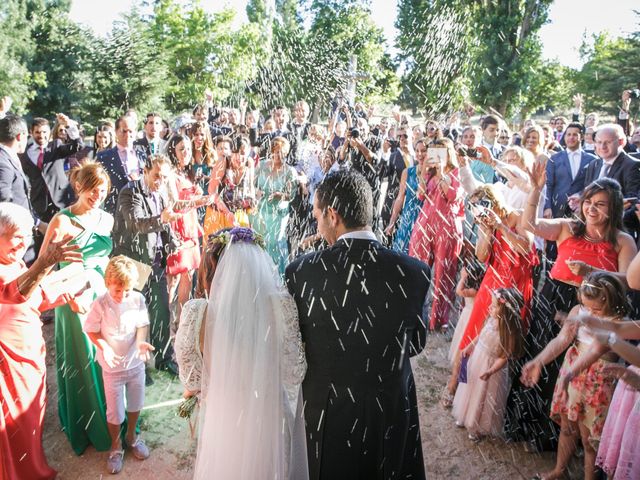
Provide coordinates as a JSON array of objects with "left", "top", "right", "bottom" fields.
[{"left": 583, "top": 232, "right": 603, "bottom": 243}]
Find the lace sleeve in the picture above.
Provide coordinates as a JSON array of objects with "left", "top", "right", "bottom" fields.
[
  {"left": 278, "top": 292, "right": 307, "bottom": 386},
  {"left": 175, "top": 298, "right": 208, "bottom": 393}
]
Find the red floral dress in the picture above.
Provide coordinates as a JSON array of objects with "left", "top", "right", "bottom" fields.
[{"left": 550, "top": 323, "right": 617, "bottom": 448}]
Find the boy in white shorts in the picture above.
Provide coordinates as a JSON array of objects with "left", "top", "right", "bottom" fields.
[{"left": 84, "top": 255, "right": 155, "bottom": 474}]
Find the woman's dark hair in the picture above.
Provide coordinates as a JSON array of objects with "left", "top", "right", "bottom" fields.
[
  {"left": 578, "top": 271, "right": 629, "bottom": 318},
  {"left": 571, "top": 178, "right": 624, "bottom": 246},
  {"left": 233, "top": 135, "right": 250, "bottom": 154},
  {"left": 493, "top": 288, "right": 525, "bottom": 359},
  {"left": 93, "top": 123, "right": 115, "bottom": 150},
  {"left": 161, "top": 119, "right": 170, "bottom": 140},
  {"left": 315, "top": 170, "right": 372, "bottom": 228},
  {"left": 196, "top": 228, "right": 232, "bottom": 298},
  {"left": 166, "top": 134, "right": 190, "bottom": 170},
  {"left": 191, "top": 121, "right": 215, "bottom": 168},
  {"left": 464, "top": 257, "right": 486, "bottom": 291}
]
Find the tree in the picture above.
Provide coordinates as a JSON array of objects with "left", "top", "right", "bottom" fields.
[
  {"left": 247, "top": 0, "right": 399, "bottom": 116},
  {"left": 574, "top": 28, "right": 640, "bottom": 117},
  {"left": 149, "top": 0, "right": 265, "bottom": 112},
  {"left": 395, "top": 0, "right": 475, "bottom": 116},
  {"left": 84, "top": 10, "right": 168, "bottom": 123},
  {"left": 517, "top": 59, "right": 576, "bottom": 121},
  {"left": 0, "top": 1, "right": 43, "bottom": 113},
  {"left": 309, "top": 0, "right": 400, "bottom": 107},
  {"left": 395, "top": 0, "right": 554, "bottom": 118},
  {"left": 26, "top": 2, "right": 96, "bottom": 121},
  {"left": 470, "top": 0, "right": 553, "bottom": 117}
]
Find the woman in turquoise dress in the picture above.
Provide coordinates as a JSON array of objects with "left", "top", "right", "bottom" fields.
[
  {"left": 385, "top": 139, "right": 426, "bottom": 253},
  {"left": 251, "top": 137, "right": 298, "bottom": 275},
  {"left": 40, "top": 161, "right": 114, "bottom": 455}
]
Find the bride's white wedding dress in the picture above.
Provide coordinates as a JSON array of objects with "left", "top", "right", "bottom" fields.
[{"left": 175, "top": 241, "right": 308, "bottom": 480}]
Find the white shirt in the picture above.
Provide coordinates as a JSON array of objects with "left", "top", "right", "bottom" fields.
[
  {"left": 599, "top": 158, "right": 616, "bottom": 179},
  {"left": 27, "top": 142, "right": 45, "bottom": 166},
  {"left": 566, "top": 148, "right": 582, "bottom": 179},
  {"left": 337, "top": 230, "right": 378, "bottom": 242},
  {"left": 84, "top": 291, "right": 150, "bottom": 373}
]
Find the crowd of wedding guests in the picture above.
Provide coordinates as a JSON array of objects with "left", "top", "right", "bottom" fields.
[{"left": 1, "top": 87, "right": 640, "bottom": 479}]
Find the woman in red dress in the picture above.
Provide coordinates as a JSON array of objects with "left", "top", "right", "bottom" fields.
[
  {"left": 441, "top": 183, "right": 535, "bottom": 406},
  {"left": 408, "top": 138, "right": 465, "bottom": 330},
  {"left": 0, "top": 202, "right": 82, "bottom": 480},
  {"left": 165, "top": 137, "right": 212, "bottom": 316}
]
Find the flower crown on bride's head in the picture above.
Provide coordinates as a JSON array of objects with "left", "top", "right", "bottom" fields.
[{"left": 207, "top": 227, "right": 265, "bottom": 250}]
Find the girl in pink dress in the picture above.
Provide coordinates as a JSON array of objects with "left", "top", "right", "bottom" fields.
[
  {"left": 452, "top": 288, "right": 525, "bottom": 441},
  {"left": 408, "top": 138, "right": 465, "bottom": 330},
  {"left": 570, "top": 306, "right": 640, "bottom": 480},
  {"left": 449, "top": 252, "right": 485, "bottom": 364},
  {"left": 520, "top": 272, "right": 627, "bottom": 480}
]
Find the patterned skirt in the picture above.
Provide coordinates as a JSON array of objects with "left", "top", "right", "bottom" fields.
[{"left": 550, "top": 343, "right": 616, "bottom": 449}]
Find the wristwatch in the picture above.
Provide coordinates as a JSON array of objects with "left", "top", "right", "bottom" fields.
[{"left": 607, "top": 332, "right": 618, "bottom": 347}]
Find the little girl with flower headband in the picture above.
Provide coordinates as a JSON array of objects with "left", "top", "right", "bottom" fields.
[
  {"left": 452, "top": 287, "right": 525, "bottom": 441},
  {"left": 519, "top": 271, "right": 626, "bottom": 480}
]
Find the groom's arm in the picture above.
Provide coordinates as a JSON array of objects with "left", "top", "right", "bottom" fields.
[{"left": 409, "top": 265, "right": 430, "bottom": 356}]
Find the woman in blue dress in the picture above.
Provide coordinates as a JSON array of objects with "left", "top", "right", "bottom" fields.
[
  {"left": 251, "top": 137, "right": 298, "bottom": 275},
  {"left": 385, "top": 139, "right": 426, "bottom": 253}
]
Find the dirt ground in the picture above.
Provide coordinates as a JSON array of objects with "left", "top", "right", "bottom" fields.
[{"left": 42, "top": 323, "right": 568, "bottom": 480}]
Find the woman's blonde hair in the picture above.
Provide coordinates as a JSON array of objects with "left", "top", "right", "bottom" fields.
[
  {"left": 69, "top": 160, "right": 111, "bottom": 195},
  {"left": 271, "top": 136, "right": 291, "bottom": 157},
  {"left": 105, "top": 255, "right": 139, "bottom": 289},
  {"left": 469, "top": 183, "right": 510, "bottom": 220},
  {"left": 503, "top": 145, "right": 534, "bottom": 171},
  {"left": 523, "top": 125, "right": 545, "bottom": 153}
]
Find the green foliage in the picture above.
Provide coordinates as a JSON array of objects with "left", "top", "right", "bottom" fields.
[
  {"left": 27, "top": 4, "right": 95, "bottom": 121},
  {"left": 396, "top": 0, "right": 555, "bottom": 119},
  {"left": 0, "top": 0, "right": 42, "bottom": 113},
  {"left": 84, "top": 11, "right": 168, "bottom": 122},
  {"left": 149, "top": 0, "right": 265, "bottom": 112},
  {"left": 518, "top": 59, "right": 575, "bottom": 119},
  {"left": 574, "top": 30, "right": 640, "bottom": 116},
  {"left": 248, "top": 0, "right": 399, "bottom": 116},
  {"left": 469, "top": 0, "right": 554, "bottom": 117},
  {"left": 395, "top": 0, "right": 475, "bottom": 116}
]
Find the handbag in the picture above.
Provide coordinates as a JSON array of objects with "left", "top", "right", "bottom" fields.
[
  {"left": 166, "top": 242, "right": 201, "bottom": 276},
  {"left": 458, "top": 355, "right": 469, "bottom": 384}
]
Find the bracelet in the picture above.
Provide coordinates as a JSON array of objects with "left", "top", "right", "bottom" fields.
[
  {"left": 607, "top": 332, "right": 618, "bottom": 347},
  {"left": 527, "top": 202, "right": 538, "bottom": 208}
]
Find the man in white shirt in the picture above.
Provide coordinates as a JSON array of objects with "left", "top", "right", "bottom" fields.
[
  {"left": 134, "top": 112, "right": 167, "bottom": 158},
  {"left": 480, "top": 114, "right": 505, "bottom": 159},
  {"left": 545, "top": 123, "right": 597, "bottom": 218},
  {"left": 98, "top": 116, "right": 147, "bottom": 214}
]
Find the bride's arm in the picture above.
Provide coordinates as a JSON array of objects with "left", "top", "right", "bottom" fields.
[
  {"left": 279, "top": 293, "right": 307, "bottom": 386},
  {"left": 175, "top": 299, "right": 207, "bottom": 394}
]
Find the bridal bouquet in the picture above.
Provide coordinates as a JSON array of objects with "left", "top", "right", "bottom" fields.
[{"left": 177, "top": 395, "right": 198, "bottom": 419}]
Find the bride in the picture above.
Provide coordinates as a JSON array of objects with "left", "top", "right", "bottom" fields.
[{"left": 175, "top": 227, "right": 308, "bottom": 479}]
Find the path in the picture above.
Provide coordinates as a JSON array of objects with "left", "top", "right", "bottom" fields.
[{"left": 43, "top": 325, "right": 569, "bottom": 479}]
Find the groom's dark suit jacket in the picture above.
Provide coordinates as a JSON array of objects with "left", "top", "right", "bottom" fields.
[{"left": 285, "top": 238, "right": 430, "bottom": 480}]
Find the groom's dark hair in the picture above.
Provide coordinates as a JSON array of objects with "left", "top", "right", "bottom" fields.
[{"left": 316, "top": 170, "right": 373, "bottom": 228}]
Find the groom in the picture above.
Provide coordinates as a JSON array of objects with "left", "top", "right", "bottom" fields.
[{"left": 285, "top": 170, "right": 430, "bottom": 480}]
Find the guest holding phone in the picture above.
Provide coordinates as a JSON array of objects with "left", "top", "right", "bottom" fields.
[{"left": 408, "top": 138, "right": 464, "bottom": 331}]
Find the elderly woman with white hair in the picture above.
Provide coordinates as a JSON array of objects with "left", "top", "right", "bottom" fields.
[{"left": 0, "top": 202, "right": 82, "bottom": 480}]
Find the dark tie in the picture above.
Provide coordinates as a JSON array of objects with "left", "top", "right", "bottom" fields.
[{"left": 37, "top": 147, "right": 44, "bottom": 170}]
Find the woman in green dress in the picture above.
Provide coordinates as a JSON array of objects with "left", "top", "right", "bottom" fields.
[
  {"left": 251, "top": 137, "right": 298, "bottom": 275},
  {"left": 41, "top": 161, "right": 114, "bottom": 454}
]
